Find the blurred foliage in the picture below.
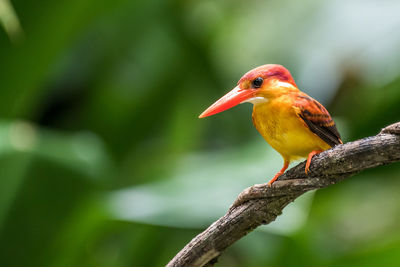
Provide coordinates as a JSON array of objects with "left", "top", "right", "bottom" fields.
[{"left": 0, "top": 0, "right": 400, "bottom": 266}]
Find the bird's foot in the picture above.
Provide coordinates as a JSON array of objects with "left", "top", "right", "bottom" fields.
[
  {"left": 305, "top": 150, "right": 322, "bottom": 174},
  {"left": 267, "top": 161, "right": 290, "bottom": 187},
  {"left": 267, "top": 172, "right": 283, "bottom": 187}
]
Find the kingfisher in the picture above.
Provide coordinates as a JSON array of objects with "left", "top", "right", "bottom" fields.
[{"left": 199, "top": 64, "right": 342, "bottom": 186}]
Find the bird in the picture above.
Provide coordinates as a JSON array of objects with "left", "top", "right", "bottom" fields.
[{"left": 199, "top": 64, "right": 342, "bottom": 186}]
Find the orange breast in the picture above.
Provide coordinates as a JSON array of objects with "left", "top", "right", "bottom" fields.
[{"left": 252, "top": 96, "right": 331, "bottom": 162}]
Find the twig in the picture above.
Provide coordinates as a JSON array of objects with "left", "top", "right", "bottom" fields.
[{"left": 167, "top": 122, "right": 400, "bottom": 267}]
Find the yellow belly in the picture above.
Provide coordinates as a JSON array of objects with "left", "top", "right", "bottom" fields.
[{"left": 252, "top": 99, "right": 331, "bottom": 162}]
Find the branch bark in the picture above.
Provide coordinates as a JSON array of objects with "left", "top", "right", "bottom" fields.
[{"left": 167, "top": 122, "right": 400, "bottom": 267}]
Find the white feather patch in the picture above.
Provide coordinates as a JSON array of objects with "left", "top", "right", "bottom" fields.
[
  {"left": 241, "top": 97, "right": 268, "bottom": 104},
  {"left": 276, "top": 81, "right": 296, "bottom": 89}
]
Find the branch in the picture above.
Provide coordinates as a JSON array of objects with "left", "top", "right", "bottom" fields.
[{"left": 167, "top": 122, "right": 400, "bottom": 267}]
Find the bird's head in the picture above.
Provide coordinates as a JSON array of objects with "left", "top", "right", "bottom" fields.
[{"left": 199, "top": 64, "right": 298, "bottom": 118}]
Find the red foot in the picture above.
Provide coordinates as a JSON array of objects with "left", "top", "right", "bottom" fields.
[
  {"left": 267, "top": 161, "right": 289, "bottom": 187},
  {"left": 305, "top": 150, "right": 322, "bottom": 174}
]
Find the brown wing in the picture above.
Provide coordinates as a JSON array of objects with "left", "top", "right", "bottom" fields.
[{"left": 294, "top": 94, "right": 342, "bottom": 147}]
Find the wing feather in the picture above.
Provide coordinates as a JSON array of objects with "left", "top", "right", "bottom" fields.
[{"left": 294, "top": 94, "right": 342, "bottom": 147}]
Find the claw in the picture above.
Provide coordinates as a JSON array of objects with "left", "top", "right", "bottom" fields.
[
  {"left": 267, "top": 178, "right": 276, "bottom": 187},
  {"left": 267, "top": 160, "right": 289, "bottom": 187},
  {"left": 305, "top": 150, "right": 322, "bottom": 174}
]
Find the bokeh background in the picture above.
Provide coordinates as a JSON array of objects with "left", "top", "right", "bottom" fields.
[{"left": 0, "top": 0, "right": 400, "bottom": 266}]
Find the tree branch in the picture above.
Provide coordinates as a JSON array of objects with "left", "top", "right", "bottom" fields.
[{"left": 167, "top": 122, "right": 400, "bottom": 267}]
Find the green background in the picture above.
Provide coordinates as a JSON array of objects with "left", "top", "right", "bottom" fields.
[{"left": 0, "top": 0, "right": 400, "bottom": 266}]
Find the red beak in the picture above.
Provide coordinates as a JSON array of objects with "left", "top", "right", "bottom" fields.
[{"left": 199, "top": 86, "right": 256, "bottom": 118}]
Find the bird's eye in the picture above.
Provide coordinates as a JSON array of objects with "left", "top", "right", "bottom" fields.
[{"left": 252, "top": 77, "right": 263, "bottom": 88}]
